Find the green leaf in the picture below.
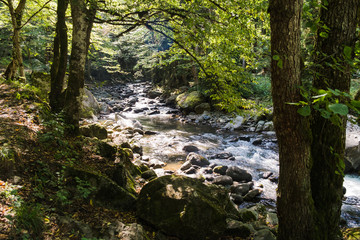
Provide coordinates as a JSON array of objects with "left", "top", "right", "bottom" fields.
[
  {"left": 328, "top": 103, "right": 348, "bottom": 116},
  {"left": 350, "top": 100, "right": 360, "bottom": 108},
  {"left": 297, "top": 106, "right": 311, "bottom": 117},
  {"left": 344, "top": 46, "right": 352, "bottom": 59},
  {"left": 320, "top": 110, "right": 331, "bottom": 119},
  {"left": 277, "top": 59, "right": 283, "bottom": 69},
  {"left": 319, "top": 32, "right": 328, "bottom": 38},
  {"left": 272, "top": 55, "right": 280, "bottom": 61}
]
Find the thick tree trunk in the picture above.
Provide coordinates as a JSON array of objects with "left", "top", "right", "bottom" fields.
[
  {"left": 311, "top": 1, "right": 359, "bottom": 239},
  {"left": 4, "top": 0, "right": 26, "bottom": 80},
  {"left": 64, "top": 0, "right": 97, "bottom": 134},
  {"left": 269, "top": 0, "right": 316, "bottom": 239},
  {"left": 50, "top": 0, "right": 69, "bottom": 112}
]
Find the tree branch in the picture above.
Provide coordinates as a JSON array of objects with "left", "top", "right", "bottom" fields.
[{"left": 20, "top": 0, "right": 52, "bottom": 29}]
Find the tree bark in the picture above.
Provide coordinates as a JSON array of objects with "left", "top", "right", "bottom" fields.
[
  {"left": 3, "top": 0, "right": 26, "bottom": 80},
  {"left": 50, "top": 0, "right": 69, "bottom": 112},
  {"left": 311, "top": 0, "right": 359, "bottom": 239},
  {"left": 269, "top": 0, "right": 316, "bottom": 239},
  {"left": 64, "top": 0, "right": 97, "bottom": 134}
]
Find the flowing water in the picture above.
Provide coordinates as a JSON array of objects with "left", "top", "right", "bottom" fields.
[{"left": 98, "top": 82, "right": 360, "bottom": 227}]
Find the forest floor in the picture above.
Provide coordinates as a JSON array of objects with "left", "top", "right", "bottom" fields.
[{"left": 0, "top": 80, "right": 139, "bottom": 239}]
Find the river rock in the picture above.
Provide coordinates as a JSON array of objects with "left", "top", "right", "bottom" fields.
[
  {"left": 106, "top": 221, "right": 148, "bottom": 240},
  {"left": 244, "top": 189, "right": 263, "bottom": 201},
  {"left": 345, "top": 145, "right": 360, "bottom": 172},
  {"left": 186, "top": 152, "right": 210, "bottom": 167},
  {"left": 226, "top": 166, "right": 252, "bottom": 182},
  {"left": 225, "top": 219, "right": 253, "bottom": 238},
  {"left": 194, "top": 103, "right": 211, "bottom": 114},
  {"left": 176, "top": 91, "right": 204, "bottom": 112},
  {"left": 81, "top": 88, "right": 101, "bottom": 118},
  {"left": 231, "top": 183, "right": 251, "bottom": 196},
  {"left": 266, "top": 212, "right": 278, "bottom": 226},
  {"left": 80, "top": 124, "right": 108, "bottom": 139},
  {"left": 213, "top": 175, "right": 234, "bottom": 186},
  {"left": 230, "top": 194, "right": 244, "bottom": 204},
  {"left": 141, "top": 169, "right": 157, "bottom": 180},
  {"left": 183, "top": 145, "right": 199, "bottom": 153},
  {"left": 262, "top": 121, "right": 274, "bottom": 131},
  {"left": 239, "top": 208, "right": 258, "bottom": 222},
  {"left": 214, "top": 152, "right": 233, "bottom": 159},
  {"left": 252, "top": 138, "right": 263, "bottom": 146},
  {"left": 255, "top": 121, "right": 266, "bottom": 132},
  {"left": 213, "top": 165, "right": 228, "bottom": 175},
  {"left": 180, "top": 161, "right": 192, "bottom": 171},
  {"left": 148, "top": 159, "right": 166, "bottom": 169},
  {"left": 148, "top": 90, "right": 162, "bottom": 99},
  {"left": 184, "top": 166, "right": 197, "bottom": 175},
  {"left": 136, "top": 175, "right": 240, "bottom": 240},
  {"left": 254, "top": 229, "right": 277, "bottom": 240},
  {"left": 224, "top": 115, "right": 244, "bottom": 130}
]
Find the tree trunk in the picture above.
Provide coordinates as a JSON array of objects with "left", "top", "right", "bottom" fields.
[
  {"left": 269, "top": 0, "right": 316, "bottom": 239},
  {"left": 64, "top": 0, "right": 97, "bottom": 134},
  {"left": 50, "top": 0, "right": 69, "bottom": 112},
  {"left": 311, "top": 0, "right": 359, "bottom": 239},
  {"left": 4, "top": 0, "right": 26, "bottom": 80}
]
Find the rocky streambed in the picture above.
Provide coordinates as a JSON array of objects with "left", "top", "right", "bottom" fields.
[{"left": 85, "top": 81, "right": 360, "bottom": 232}]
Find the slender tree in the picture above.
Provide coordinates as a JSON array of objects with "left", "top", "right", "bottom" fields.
[
  {"left": 50, "top": 0, "right": 69, "bottom": 112},
  {"left": 64, "top": 0, "right": 97, "bottom": 134},
  {"left": 310, "top": 0, "right": 360, "bottom": 238},
  {"left": 269, "top": 0, "right": 316, "bottom": 239},
  {"left": 1, "top": 0, "right": 26, "bottom": 80}
]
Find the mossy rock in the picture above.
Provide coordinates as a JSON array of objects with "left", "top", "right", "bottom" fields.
[
  {"left": 176, "top": 91, "right": 205, "bottom": 113},
  {"left": 80, "top": 124, "right": 107, "bottom": 139},
  {"left": 137, "top": 175, "right": 240, "bottom": 239},
  {"left": 65, "top": 165, "right": 137, "bottom": 210}
]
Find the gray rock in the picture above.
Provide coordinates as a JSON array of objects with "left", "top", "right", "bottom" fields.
[
  {"left": 252, "top": 138, "right": 263, "bottom": 146},
  {"left": 107, "top": 221, "right": 148, "bottom": 240},
  {"left": 180, "top": 161, "right": 192, "bottom": 171},
  {"left": 213, "top": 175, "right": 234, "bottom": 186},
  {"left": 226, "top": 166, "right": 252, "bottom": 182},
  {"left": 262, "top": 121, "right": 274, "bottom": 131},
  {"left": 176, "top": 91, "right": 204, "bottom": 112},
  {"left": 186, "top": 152, "right": 210, "bottom": 167},
  {"left": 183, "top": 145, "right": 200, "bottom": 153},
  {"left": 136, "top": 175, "right": 240, "bottom": 240},
  {"left": 266, "top": 212, "right": 279, "bottom": 226},
  {"left": 345, "top": 145, "right": 360, "bottom": 172},
  {"left": 239, "top": 208, "right": 258, "bottom": 222},
  {"left": 80, "top": 124, "right": 108, "bottom": 139},
  {"left": 149, "top": 159, "right": 166, "bottom": 169},
  {"left": 184, "top": 166, "right": 197, "bottom": 175},
  {"left": 213, "top": 165, "right": 228, "bottom": 175},
  {"left": 148, "top": 90, "right": 162, "bottom": 99},
  {"left": 254, "top": 229, "right": 276, "bottom": 240},
  {"left": 224, "top": 115, "right": 244, "bottom": 130},
  {"left": 194, "top": 103, "right": 211, "bottom": 114},
  {"left": 231, "top": 183, "right": 251, "bottom": 196},
  {"left": 230, "top": 194, "right": 244, "bottom": 204},
  {"left": 244, "top": 189, "right": 263, "bottom": 201},
  {"left": 214, "top": 152, "right": 233, "bottom": 159},
  {"left": 225, "top": 219, "right": 253, "bottom": 238}
]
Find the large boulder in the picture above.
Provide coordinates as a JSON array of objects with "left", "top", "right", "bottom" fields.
[
  {"left": 186, "top": 152, "right": 210, "bottom": 167},
  {"left": 224, "top": 115, "right": 244, "bottom": 131},
  {"left": 136, "top": 175, "right": 240, "bottom": 239},
  {"left": 80, "top": 124, "right": 108, "bottom": 139},
  {"left": 345, "top": 146, "right": 360, "bottom": 173},
  {"left": 176, "top": 91, "right": 204, "bottom": 112},
  {"left": 226, "top": 166, "right": 252, "bottom": 182},
  {"left": 81, "top": 88, "right": 101, "bottom": 118}
]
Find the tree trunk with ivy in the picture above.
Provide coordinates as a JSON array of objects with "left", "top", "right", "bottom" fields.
[
  {"left": 311, "top": 0, "right": 359, "bottom": 239},
  {"left": 3, "top": 0, "right": 26, "bottom": 80},
  {"left": 64, "top": 0, "right": 97, "bottom": 134},
  {"left": 50, "top": 0, "right": 69, "bottom": 112},
  {"left": 269, "top": 0, "right": 316, "bottom": 239}
]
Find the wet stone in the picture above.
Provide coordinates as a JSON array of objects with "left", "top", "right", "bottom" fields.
[
  {"left": 213, "top": 165, "right": 228, "bottom": 175},
  {"left": 183, "top": 145, "right": 200, "bottom": 153},
  {"left": 213, "top": 175, "right": 233, "bottom": 186}
]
